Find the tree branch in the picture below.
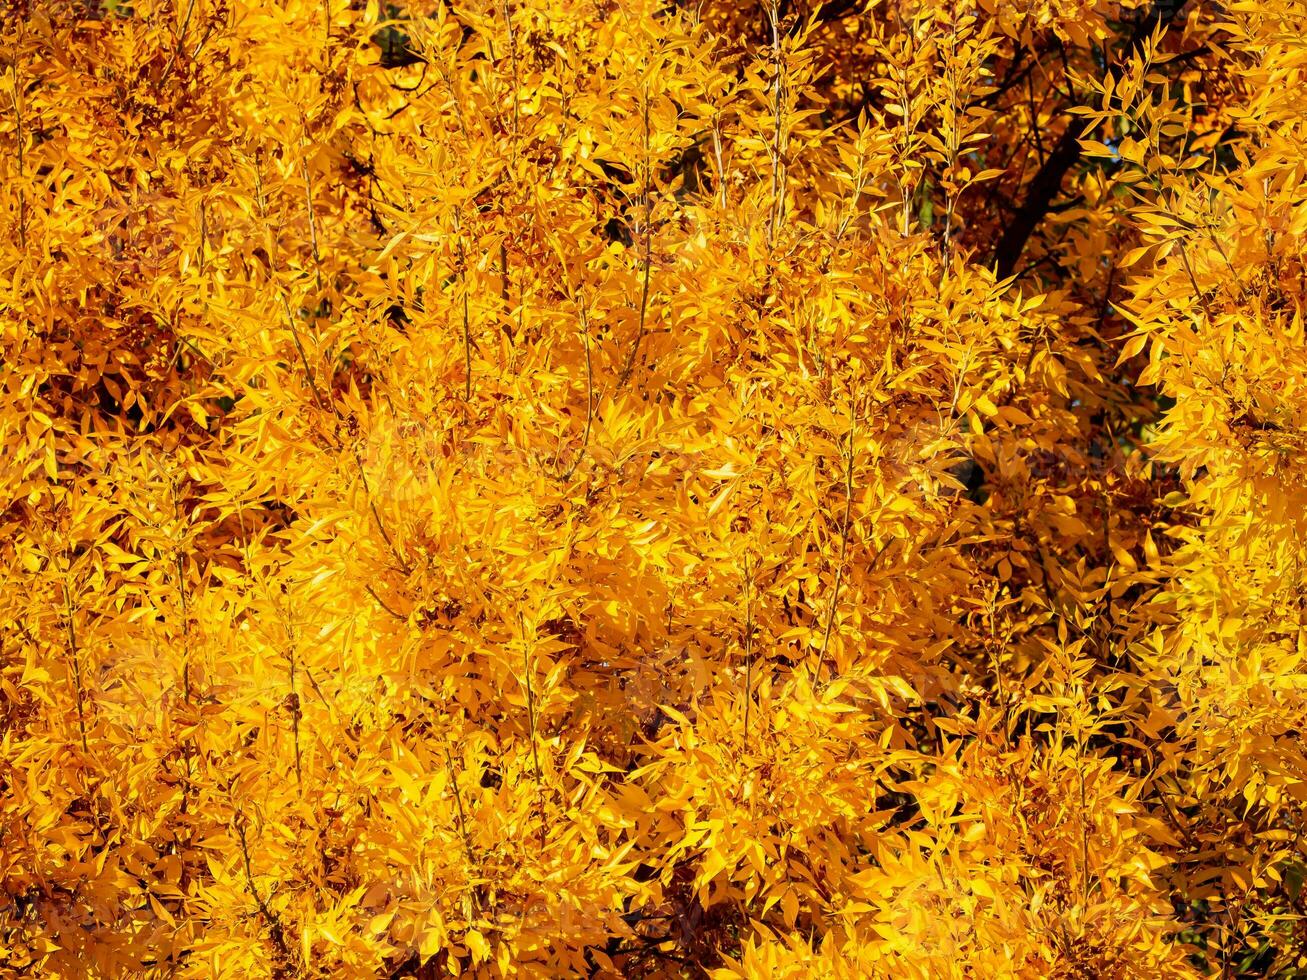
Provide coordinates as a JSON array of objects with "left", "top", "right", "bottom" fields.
[{"left": 990, "top": 1, "right": 1187, "bottom": 281}]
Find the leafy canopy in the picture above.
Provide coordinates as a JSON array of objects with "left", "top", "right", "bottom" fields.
[{"left": 2, "top": 0, "right": 1306, "bottom": 977}]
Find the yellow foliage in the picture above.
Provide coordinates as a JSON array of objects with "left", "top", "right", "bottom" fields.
[{"left": 1, "top": 0, "right": 1305, "bottom": 976}]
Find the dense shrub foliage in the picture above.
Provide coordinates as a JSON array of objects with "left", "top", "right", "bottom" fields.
[{"left": 2, "top": 0, "right": 1306, "bottom": 976}]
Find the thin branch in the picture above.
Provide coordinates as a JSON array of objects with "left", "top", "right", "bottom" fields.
[
  {"left": 234, "top": 812, "right": 297, "bottom": 969},
  {"left": 617, "top": 88, "right": 654, "bottom": 390},
  {"left": 991, "top": 0, "right": 1188, "bottom": 280},
  {"left": 11, "top": 55, "right": 26, "bottom": 251},
  {"left": 457, "top": 214, "right": 473, "bottom": 403},
  {"left": 444, "top": 744, "right": 477, "bottom": 869},
  {"left": 556, "top": 306, "right": 594, "bottom": 482},
  {"left": 766, "top": 0, "right": 786, "bottom": 243},
  {"left": 62, "top": 582, "right": 88, "bottom": 754},
  {"left": 742, "top": 557, "right": 754, "bottom": 753},
  {"left": 159, "top": 0, "right": 198, "bottom": 85},
  {"left": 818, "top": 391, "right": 857, "bottom": 682},
  {"left": 364, "top": 582, "right": 406, "bottom": 620},
  {"left": 519, "top": 614, "right": 547, "bottom": 851}
]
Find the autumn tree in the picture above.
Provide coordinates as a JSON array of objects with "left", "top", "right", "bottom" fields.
[{"left": 1, "top": 0, "right": 1304, "bottom": 977}]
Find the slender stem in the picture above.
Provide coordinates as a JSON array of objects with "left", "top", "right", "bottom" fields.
[
  {"left": 170, "top": 476, "right": 192, "bottom": 702},
  {"left": 900, "top": 25, "right": 916, "bottom": 236},
  {"left": 444, "top": 744, "right": 477, "bottom": 868},
  {"left": 11, "top": 58, "right": 26, "bottom": 252},
  {"left": 520, "top": 615, "right": 546, "bottom": 850},
  {"left": 523, "top": 632, "right": 542, "bottom": 787},
  {"left": 198, "top": 198, "right": 207, "bottom": 279},
  {"left": 557, "top": 306, "right": 594, "bottom": 482},
  {"left": 742, "top": 558, "right": 754, "bottom": 754},
  {"left": 160, "top": 0, "right": 198, "bottom": 85},
  {"left": 1177, "top": 237, "right": 1215, "bottom": 325},
  {"left": 499, "top": 240, "right": 512, "bottom": 342},
  {"left": 1079, "top": 727, "right": 1092, "bottom": 905},
  {"left": 819, "top": 391, "right": 857, "bottom": 681},
  {"left": 299, "top": 151, "right": 324, "bottom": 299},
  {"left": 258, "top": 148, "right": 412, "bottom": 577},
  {"left": 500, "top": 0, "right": 521, "bottom": 163},
  {"left": 170, "top": 474, "right": 197, "bottom": 816},
  {"left": 457, "top": 212, "right": 473, "bottom": 402},
  {"left": 234, "top": 812, "right": 295, "bottom": 965},
  {"left": 279, "top": 295, "right": 328, "bottom": 414},
  {"left": 463, "top": 272, "right": 473, "bottom": 402},
  {"left": 352, "top": 449, "right": 412, "bottom": 575},
  {"left": 63, "top": 582, "right": 88, "bottom": 754},
  {"left": 712, "top": 118, "right": 727, "bottom": 212},
  {"left": 288, "top": 646, "right": 302, "bottom": 794},
  {"left": 618, "top": 88, "right": 653, "bottom": 390},
  {"left": 252, "top": 147, "right": 275, "bottom": 267},
  {"left": 364, "top": 582, "right": 405, "bottom": 620},
  {"left": 281, "top": 289, "right": 412, "bottom": 576},
  {"left": 767, "top": 2, "right": 785, "bottom": 242},
  {"left": 942, "top": 8, "right": 959, "bottom": 255}
]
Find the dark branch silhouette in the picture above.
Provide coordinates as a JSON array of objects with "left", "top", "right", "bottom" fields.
[{"left": 991, "top": 1, "right": 1187, "bottom": 281}]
